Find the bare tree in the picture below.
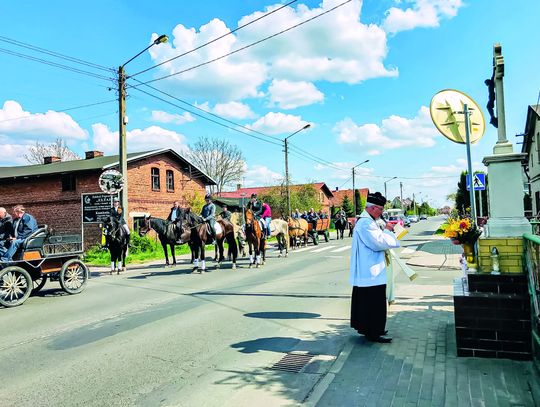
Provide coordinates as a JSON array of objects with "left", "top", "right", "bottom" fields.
[
  {"left": 186, "top": 137, "right": 245, "bottom": 194},
  {"left": 24, "top": 138, "right": 81, "bottom": 164}
]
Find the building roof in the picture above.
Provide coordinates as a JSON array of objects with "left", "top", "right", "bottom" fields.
[
  {"left": 0, "top": 148, "right": 217, "bottom": 185},
  {"left": 330, "top": 188, "right": 369, "bottom": 206},
  {"left": 218, "top": 182, "right": 334, "bottom": 199},
  {"left": 521, "top": 104, "right": 540, "bottom": 156}
]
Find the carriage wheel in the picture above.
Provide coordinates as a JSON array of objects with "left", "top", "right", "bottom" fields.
[
  {"left": 32, "top": 274, "right": 47, "bottom": 295},
  {"left": 0, "top": 266, "right": 33, "bottom": 307},
  {"left": 312, "top": 233, "right": 319, "bottom": 246},
  {"left": 60, "top": 259, "right": 88, "bottom": 295},
  {"left": 324, "top": 231, "right": 330, "bottom": 243}
]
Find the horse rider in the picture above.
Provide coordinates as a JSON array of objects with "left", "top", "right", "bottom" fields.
[
  {"left": 246, "top": 193, "right": 265, "bottom": 233},
  {"left": 104, "top": 197, "right": 130, "bottom": 248},
  {"left": 0, "top": 204, "right": 38, "bottom": 261},
  {"left": 301, "top": 210, "right": 308, "bottom": 220},
  {"left": 219, "top": 204, "right": 232, "bottom": 221},
  {"left": 201, "top": 194, "right": 216, "bottom": 243},
  {"left": 292, "top": 208, "right": 301, "bottom": 219},
  {"left": 167, "top": 200, "right": 183, "bottom": 243},
  {"left": 318, "top": 209, "right": 328, "bottom": 219},
  {"left": 0, "top": 207, "right": 14, "bottom": 260},
  {"left": 336, "top": 207, "right": 346, "bottom": 219},
  {"left": 261, "top": 201, "right": 272, "bottom": 238},
  {"left": 307, "top": 208, "right": 319, "bottom": 230}
]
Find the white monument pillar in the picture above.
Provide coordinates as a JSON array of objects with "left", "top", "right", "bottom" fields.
[{"left": 483, "top": 43, "right": 531, "bottom": 237}]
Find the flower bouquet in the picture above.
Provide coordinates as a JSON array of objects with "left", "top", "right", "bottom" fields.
[{"left": 442, "top": 216, "right": 482, "bottom": 271}]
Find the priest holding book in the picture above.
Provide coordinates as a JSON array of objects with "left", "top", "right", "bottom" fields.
[{"left": 349, "top": 192, "right": 400, "bottom": 343}]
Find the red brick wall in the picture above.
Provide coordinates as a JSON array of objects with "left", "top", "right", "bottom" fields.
[{"left": 0, "top": 153, "right": 207, "bottom": 249}]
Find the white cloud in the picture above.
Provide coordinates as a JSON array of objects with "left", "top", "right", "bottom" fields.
[
  {"left": 334, "top": 106, "right": 438, "bottom": 150},
  {"left": 151, "top": 110, "right": 195, "bottom": 125},
  {"left": 92, "top": 124, "right": 188, "bottom": 155},
  {"left": 213, "top": 101, "right": 257, "bottom": 119},
  {"left": 243, "top": 164, "right": 282, "bottom": 186},
  {"left": 268, "top": 79, "right": 324, "bottom": 109},
  {"left": 314, "top": 160, "right": 374, "bottom": 180},
  {"left": 367, "top": 149, "right": 381, "bottom": 156},
  {"left": 383, "top": 0, "right": 463, "bottom": 34},
  {"left": 0, "top": 100, "right": 87, "bottom": 140},
  {"left": 0, "top": 140, "right": 32, "bottom": 166},
  {"left": 248, "top": 112, "right": 311, "bottom": 135},
  {"left": 148, "top": 0, "right": 397, "bottom": 101}
]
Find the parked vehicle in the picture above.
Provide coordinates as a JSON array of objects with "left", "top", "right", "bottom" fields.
[
  {"left": 408, "top": 215, "right": 419, "bottom": 223},
  {"left": 419, "top": 214, "right": 428, "bottom": 220},
  {"left": 401, "top": 215, "right": 411, "bottom": 227},
  {"left": 387, "top": 216, "right": 404, "bottom": 228}
]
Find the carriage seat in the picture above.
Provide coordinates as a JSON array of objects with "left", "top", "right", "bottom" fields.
[{"left": 21, "top": 225, "right": 50, "bottom": 252}]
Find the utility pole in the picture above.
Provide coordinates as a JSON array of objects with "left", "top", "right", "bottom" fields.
[
  {"left": 400, "top": 182, "right": 403, "bottom": 210},
  {"left": 351, "top": 160, "right": 369, "bottom": 216},
  {"left": 284, "top": 138, "right": 290, "bottom": 217},
  {"left": 464, "top": 104, "right": 477, "bottom": 225},
  {"left": 413, "top": 193, "right": 417, "bottom": 216},
  {"left": 118, "top": 66, "right": 128, "bottom": 215}
]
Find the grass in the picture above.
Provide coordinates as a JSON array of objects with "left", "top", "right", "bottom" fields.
[
  {"left": 83, "top": 232, "right": 280, "bottom": 266},
  {"left": 435, "top": 222, "right": 447, "bottom": 236}
]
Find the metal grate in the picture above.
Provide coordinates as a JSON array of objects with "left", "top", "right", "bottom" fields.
[{"left": 268, "top": 352, "right": 315, "bottom": 373}]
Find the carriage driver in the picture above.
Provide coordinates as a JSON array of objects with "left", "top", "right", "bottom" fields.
[
  {"left": 219, "top": 205, "right": 232, "bottom": 221},
  {"left": 201, "top": 194, "right": 216, "bottom": 243},
  {"left": 104, "top": 198, "right": 130, "bottom": 249},
  {"left": 0, "top": 205, "right": 38, "bottom": 262},
  {"left": 0, "top": 207, "right": 14, "bottom": 260}
]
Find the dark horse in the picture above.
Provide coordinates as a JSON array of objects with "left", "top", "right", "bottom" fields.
[
  {"left": 103, "top": 216, "right": 128, "bottom": 274},
  {"left": 181, "top": 213, "right": 238, "bottom": 273},
  {"left": 139, "top": 216, "right": 192, "bottom": 266},
  {"left": 244, "top": 209, "right": 266, "bottom": 268},
  {"left": 335, "top": 214, "right": 348, "bottom": 240}
]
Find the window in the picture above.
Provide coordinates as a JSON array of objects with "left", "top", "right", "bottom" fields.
[
  {"left": 61, "top": 174, "right": 76, "bottom": 191},
  {"left": 166, "top": 170, "right": 174, "bottom": 192},
  {"left": 151, "top": 167, "right": 160, "bottom": 191}
]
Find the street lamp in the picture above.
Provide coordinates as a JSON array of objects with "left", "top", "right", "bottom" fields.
[
  {"left": 383, "top": 176, "right": 397, "bottom": 201},
  {"left": 284, "top": 124, "right": 311, "bottom": 217},
  {"left": 118, "top": 34, "right": 169, "bottom": 219},
  {"left": 352, "top": 160, "right": 369, "bottom": 216}
]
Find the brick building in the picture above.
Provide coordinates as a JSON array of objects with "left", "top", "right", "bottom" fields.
[
  {"left": 0, "top": 149, "right": 215, "bottom": 248},
  {"left": 330, "top": 188, "right": 369, "bottom": 210}
]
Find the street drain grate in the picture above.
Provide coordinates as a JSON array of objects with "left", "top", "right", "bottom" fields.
[{"left": 269, "top": 353, "right": 315, "bottom": 373}]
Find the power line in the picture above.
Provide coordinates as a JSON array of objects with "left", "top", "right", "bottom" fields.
[
  {"left": 0, "top": 47, "right": 114, "bottom": 82},
  {"left": 130, "top": 0, "right": 299, "bottom": 78},
  {"left": 0, "top": 35, "right": 113, "bottom": 72},
  {"left": 0, "top": 99, "right": 117, "bottom": 125},
  {"left": 129, "top": 77, "right": 282, "bottom": 142},
  {"left": 130, "top": 0, "right": 353, "bottom": 87},
  {"left": 288, "top": 143, "right": 349, "bottom": 172},
  {"left": 131, "top": 86, "right": 283, "bottom": 147}
]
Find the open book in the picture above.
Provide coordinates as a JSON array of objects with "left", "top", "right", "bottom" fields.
[{"left": 393, "top": 223, "right": 408, "bottom": 240}]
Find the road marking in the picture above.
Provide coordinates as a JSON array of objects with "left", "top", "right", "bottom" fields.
[
  {"left": 312, "top": 246, "right": 336, "bottom": 253},
  {"left": 331, "top": 246, "right": 350, "bottom": 253},
  {"left": 401, "top": 247, "right": 417, "bottom": 255},
  {"left": 292, "top": 247, "right": 314, "bottom": 253}
]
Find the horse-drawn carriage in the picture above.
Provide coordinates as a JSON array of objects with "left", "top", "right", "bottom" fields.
[
  {"left": 0, "top": 226, "right": 88, "bottom": 308},
  {"left": 308, "top": 218, "right": 330, "bottom": 245}
]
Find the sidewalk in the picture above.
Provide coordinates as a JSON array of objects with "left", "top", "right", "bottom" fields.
[{"left": 310, "top": 264, "right": 539, "bottom": 406}]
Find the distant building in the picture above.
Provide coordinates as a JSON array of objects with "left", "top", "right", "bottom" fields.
[
  {"left": 330, "top": 188, "right": 369, "bottom": 210},
  {"left": 521, "top": 105, "right": 540, "bottom": 215},
  {"left": 0, "top": 149, "right": 215, "bottom": 248}
]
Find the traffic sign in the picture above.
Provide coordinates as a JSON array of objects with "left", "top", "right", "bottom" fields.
[
  {"left": 81, "top": 193, "right": 113, "bottom": 223},
  {"left": 466, "top": 173, "right": 486, "bottom": 191}
]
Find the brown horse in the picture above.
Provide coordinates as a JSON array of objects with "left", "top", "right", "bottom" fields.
[
  {"left": 245, "top": 209, "right": 266, "bottom": 268},
  {"left": 287, "top": 217, "right": 309, "bottom": 248},
  {"left": 183, "top": 216, "right": 238, "bottom": 273}
]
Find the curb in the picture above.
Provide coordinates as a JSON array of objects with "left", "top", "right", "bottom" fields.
[
  {"left": 406, "top": 262, "right": 460, "bottom": 270},
  {"left": 304, "top": 338, "right": 355, "bottom": 406}
]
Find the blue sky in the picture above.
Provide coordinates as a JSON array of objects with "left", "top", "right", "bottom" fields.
[{"left": 1, "top": 0, "right": 539, "bottom": 207}]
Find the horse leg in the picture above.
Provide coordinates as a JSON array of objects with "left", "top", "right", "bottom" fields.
[
  {"left": 200, "top": 244, "right": 206, "bottom": 273},
  {"left": 192, "top": 244, "right": 200, "bottom": 273},
  {"left": 248, "top": 239, "right": 254, "bottom": 268},
  {"left": 162, "top": 240, "right": 170, "bottom": 266}
]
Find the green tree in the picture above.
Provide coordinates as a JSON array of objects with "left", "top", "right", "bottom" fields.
[
  {"left": 354, "top": 189, "right": 364, "bottom": 215},
  {"left": 260, "top": 183, "right": 321, "bottom": 218},
  {"left": 341, "top": 195, "right": 354, "bottom": 217},
  {"left": 454, "top": 171, "right": 488, "bottom": 217}
]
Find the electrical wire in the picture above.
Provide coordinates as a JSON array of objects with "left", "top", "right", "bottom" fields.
[
  {"left": 131, "top": 86, "right": 283, "bottom": 147},
  {"left": 0, "top": 35, "right": 113, "bottom": 72},
  {"left": 0, "top": 99, "right": 117, "bottom": 125},
  {"left": 130, "top": 0, "right": 353, "bottom": 87},
  {"left": 130, "top": 0, "right": 299, "bottom": 78},
  {"left": 0, "top": 48, "right": 114, "bottom": 81}
]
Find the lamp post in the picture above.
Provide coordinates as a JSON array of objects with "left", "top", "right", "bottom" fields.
[
  {"left": 383, "top": 176, "right": 397, "bottom": 202},
  {"left": 284, "top": 124, "right": 311, "bottom": 217},
  {"left": 118, "top": 34, "right": 168, "bottom": 218},
  {"left": 352, "top": 160, "right": 369, "bottom": 216}
]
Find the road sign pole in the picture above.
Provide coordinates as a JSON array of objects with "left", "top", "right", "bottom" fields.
[
  {"left": 478, "top": 190, "right": 483, "bottom": 218},
  {"left": 464, "top": 104, "right": 477, "bottom": 225}
]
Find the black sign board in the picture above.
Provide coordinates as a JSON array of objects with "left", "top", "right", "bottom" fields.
[{"left": 81, "top": 193, "right": 113, "bottom": 223}]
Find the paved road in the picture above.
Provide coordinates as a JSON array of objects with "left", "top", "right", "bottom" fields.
[{"left": 2, "top": 232, "right": 359, "bottom": 407}]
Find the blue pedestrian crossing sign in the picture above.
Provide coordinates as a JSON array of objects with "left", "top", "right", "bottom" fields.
[{"left": 466, "top": 173, "right": 486, "bottom": 191}]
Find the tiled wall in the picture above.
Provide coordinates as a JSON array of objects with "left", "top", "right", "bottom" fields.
[{"left": 478, "top": 237, "right": 523, "bottom": 273}]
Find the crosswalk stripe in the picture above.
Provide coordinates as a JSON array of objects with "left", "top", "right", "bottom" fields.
[
  {"left": 331, "top": 246, "right": 351, "bottom": 253},
  {"left": 292, "top": 247, "right": 313, "bottom": 253},
  {"left": 401, "top": 247, "right": 417, "bottom": 254},
  {"left": 312, "top": 246, "right": 336, "bottom": 253}
]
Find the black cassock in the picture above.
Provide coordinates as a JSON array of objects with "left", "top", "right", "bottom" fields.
[{"left": 350, "top": 284, "right": 387, "bottom": 338}]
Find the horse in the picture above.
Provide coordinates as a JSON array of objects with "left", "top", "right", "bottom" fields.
[
  {"left": 182, "top": 214, "right": 238, "bottom": 273},
  {"left": 287, "top": 217, "right": 309, "bottom": 249},
  {"left": 270, "top": 219, "right": 289, "bottom": 257},
  {"left": 335, "top": 215, "right": 348, "bottom": 240},
  {"left": 102, "top": 216, "right": 128, "bottom": 275},
  {"left": 229, "top": 212, "right": 246, "bottom": 258},
  {"left": 138, "top": 215, "right": 192, "bottom": 266},
  {"left": 244, "top": 209, "right": 266, "bottom": 268}
]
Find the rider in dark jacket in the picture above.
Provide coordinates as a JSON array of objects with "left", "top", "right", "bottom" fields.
[
  {"left": 104, "top": 198, "right": 130, "bottom": 249},
  {"left": 200, "top": 194, "right": 216, "bottom": 243},
  {"left": 0, "top": 205, "right": 38, "bottom": 261},
  {"left": 219, "top": 205, "right": 232, "bottom": 221},
  {"left": 0, "top": 207, "right": 14, "bottom": 259},
  {"left": 167, "top": 201, "right": 183, "bottom": 242},
  {"left": 246, "top": 194, "right": 263, "bottom": 219}
]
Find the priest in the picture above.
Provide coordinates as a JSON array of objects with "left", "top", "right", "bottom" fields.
[{"left": 349, "top": 191, "right": 399, "bottom": 343}]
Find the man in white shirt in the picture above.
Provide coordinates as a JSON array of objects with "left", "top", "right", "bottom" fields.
[{"left": 349, "top": 192, "right": 399, "bottom": 343}]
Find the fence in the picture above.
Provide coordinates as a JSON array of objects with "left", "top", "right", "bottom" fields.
[{"left": 523, "top": 233, "right": 540, "bottom": 369}]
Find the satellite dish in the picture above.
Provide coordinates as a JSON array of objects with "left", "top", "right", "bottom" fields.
[
  {"left": 99, "top": 169, "right": 125, "bottom": 194},
  {"left": 430, "top": 89, "right": 486, "bottom": 144}
]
